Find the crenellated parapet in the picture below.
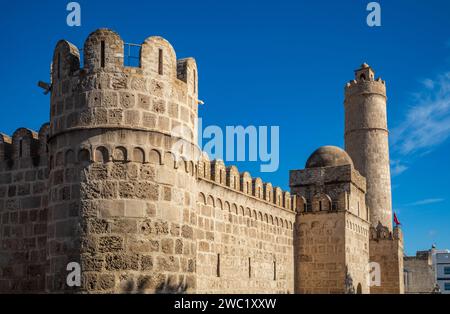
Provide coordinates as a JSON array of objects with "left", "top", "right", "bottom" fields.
[
  {"left": 294, "top": 190, "right": 349, "bottom": 214},
  {"left": 264, "top": 182, "right": 273, "bottom": 203},
  {"left": 370, "top": 223, "right": 403, "bottom": 242},
  {"left": 49, "top": 28, "right": 199, "bottom": 145},
  {"left": 344, "top": 78, "right": 386, "bottom": 99},
  {"left": 38, "top": 123, "right": 50, "bottom": 155},
  {"left": 369, "top": 224, "right": 404, "bottom": 294},
  {"left": 344, "top": 63, "right": 386, "bottom": 99},
  {"left": 2, "top": 30, "right": 405, "bottom": 294},
  {"left": 226, "top": 166, "right": 240, "bottom": 191},
  {"left": 252, "top": 177, "right": 263, "bottom": 198},
  {"left": 290, "top": 164, "right": 367, "bottom": 194},
  {"left": 290, "top": 146, "right": 369, "bottom": 221},
  {"left": 12, "top": 128, "right": 39, "bottom": 159},
  {"left": 197, "top": 154, "right": 295, "bottom": 212},
  {"left": 0, "top": 133, "right": 12, "bottom": 161},
  {"left": 210, "top": 159, "right": 226, "bottom": 184},
  {"left": 0, "top": 123, "right": 50, "bottom": 293},
  {"left": 240, "top": 171, "right": 252, "bottom": 194},
  {"left": 0, "top": 123, "right": 50, "bottom": 169}
]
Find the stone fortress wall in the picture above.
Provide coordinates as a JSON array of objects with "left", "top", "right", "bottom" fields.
[
  {"left": 368, "top": 225, "right": 404, "bottom": 294},
  {"left": 0, "top": 127, "right": 49, "bottom": 292},
  {"left": 290, "top": 153, "right": 370, "bottom": 294},
  {"left": 0, "top": 28, "right": 405, "bottom": 294},
  {"left": 0, "top": 29, "right": 295, "bottom": 293},
  {"left": 404, "top": 249, "right": 436, "bottom": 294},
  {"left": 196, "top": 156, "right": 295, "bottom": 293}
]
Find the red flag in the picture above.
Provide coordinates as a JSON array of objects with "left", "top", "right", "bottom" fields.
[{"left": 394, "top": 212, "right": 401, "bottom": 226}]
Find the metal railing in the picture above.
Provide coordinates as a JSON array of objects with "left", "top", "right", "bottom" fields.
[
  {"left": 124, "top": 43, "right": 141, "bottom": 67},
  {"left": 77, "top": 43, "right": 142, "bottom": 67}
]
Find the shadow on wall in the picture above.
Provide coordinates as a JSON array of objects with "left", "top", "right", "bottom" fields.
[{"left": 121, "top": 277, "right": 188, "bottom": 294}]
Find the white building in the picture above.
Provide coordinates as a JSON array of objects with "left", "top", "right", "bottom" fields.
[
  {"left": 435, "top": 252, "right": 450, "bottom": 294},
  {"left": 404, "top": 245, "right": 450, "bottom": 294}
]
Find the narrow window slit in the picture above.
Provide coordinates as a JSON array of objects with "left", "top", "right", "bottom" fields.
[
  {"left": 101, "top": 41, "right": 105, "bottom": 68},
  {"left": 217, "top": 254, "right": 221, "bottom": 277},
  {"left": 274, "top": 261, "right": 277, "bottom": 280},
  {"left": 193, "top": 69, "right": 197, "bottom": 93},
  {"left": 19, "top": 139, "right": 23, "bottom": 157},
  {"left": 158, "top": 49, "right": 163, "bottom": 75},
  {"left": 57, "top": 53, "right": 61, "bottom": 79}
]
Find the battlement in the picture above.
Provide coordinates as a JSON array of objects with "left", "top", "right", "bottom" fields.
[
  {"left": 0, "top": 123, "right": 50, "bottom": 169},
  {"left": 197, "top": 154, "right": 295, "bottom": 212},
  {"left": 344, "top": 78, "right": 386, "bottom": 99},
  {"left": 0, "top": 28, "right": 404, "bottom": 294},
  {"left": 51, "top": 29, "right": 197, "bottom": 85},
  {"left": 290, "top": 164, "right": 367, "bottom": 192},
  {"left": 290, "top": 162, "right": 368, "bottom": 222},
  {"left": 50, "top": 29, "right": 199, "bottom": 143},
  {"left": 344, "top": 63, "right": 386, "bottom": 99},
  {"left": 296, "top": 191, "right": 340, "bottom": 213},
  {"left": 370, "top": 223, "right": 403, "bottom": 241},
  {"left": 0, "top": 133, "right": 12, "bottom": 161},
  {"left": 404, "top": 250, "right": 432, "bottom": 261}
]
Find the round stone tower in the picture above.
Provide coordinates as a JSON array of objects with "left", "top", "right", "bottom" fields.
[
  {"left": 47, "top": 29, "right": 200, "bottom": 292},
  {"left": 344, "top": 63, "right": 392, "bottom": 231}
]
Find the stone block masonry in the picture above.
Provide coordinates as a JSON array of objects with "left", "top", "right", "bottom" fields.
[
  {"left": 0, "top": 126, "right": 49, "bottom": 292},
  {"left": 0, "top": 29, "right": 403, "bottom": 294},
  {"left": 196, "top": 154, "right": 295, "bottom": 293},
  {"left": 290, "top": 152, "right": 370, "bottom": 294},
  {"left": 344, "top": 64, "right": 392, "bottom": 232},
  {"left": 0, "top": 29, "right": 295, "bottom": 293}
]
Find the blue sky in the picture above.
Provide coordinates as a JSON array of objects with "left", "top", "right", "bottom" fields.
[{"left": 0, "top": 0, "right": 449, "bottom": 255}]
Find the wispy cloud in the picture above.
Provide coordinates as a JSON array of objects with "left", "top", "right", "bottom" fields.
[
  {"left": 391, "top": 72, "right": 450, "bottom": 157},
  {"left": 404, "top": 198, "right": 445, "bottom": 207},
  {"left": 428, "top": 229, "right": 437, "bottom": 237},
  {"left": 421, "top": 78, "right": 435, "bottom": 89},
  {"left": 390, "top": 159, "right": 408, "bottom": 176}
]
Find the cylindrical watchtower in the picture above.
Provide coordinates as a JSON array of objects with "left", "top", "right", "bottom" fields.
[
  {"left": 47, "top": 29, "right": 200, "bottom": 293},
  {"left": 344, "top": 63, "right": 392, "bottom": 231}
]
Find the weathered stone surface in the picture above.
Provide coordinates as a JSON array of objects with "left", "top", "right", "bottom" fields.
[
  {"left": 82, "top": 254, "right": 104, "bottom": 271},
  {"left": 105, "top": 253, "right": 139, "bottom": 270},
  {"left": 181, "top": 225, "right": 193, "bottom": 239},
  {"left": 0, "top": 32, "right": 403, "bottom": 296},
  {"left": 404, "top": 249, "right": 436, "bottom": 294},
  {"left": 88, "top": 218, "right": 109, "bottom": 234},
  {"left": 97, "top": 274, "right": 116, "bottom": 290},
  {"left": 137, "top": 274, "right": 165, "bottom": 291},
  {"left": 141, "top": 255, "right": 154, "bottom": 271},
  {"left": 99, "top": 236, "right": 123, "bottom": 253}
]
